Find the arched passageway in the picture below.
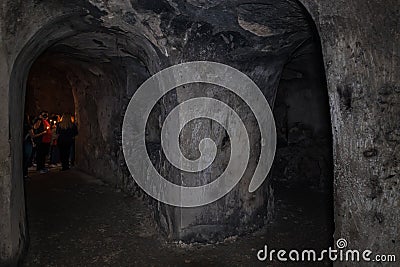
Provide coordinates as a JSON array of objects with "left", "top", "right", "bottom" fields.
[
  {"left": 271, "top": 14, "right": 334, "bottom": 248},
  {"left": 5, "top": 1, "right": 335, "bottom": 265}
]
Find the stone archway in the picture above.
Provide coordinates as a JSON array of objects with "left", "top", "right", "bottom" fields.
[{"left": 3, "top": 13, "right": 162, "bottom": 265}]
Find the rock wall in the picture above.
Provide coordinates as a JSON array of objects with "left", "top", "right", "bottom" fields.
[
  {"left": 25, "top": 57, "right": 75, "bottom": 117},
  {"left": 300, "top": 0, "right": 400, "bottom": 262}
]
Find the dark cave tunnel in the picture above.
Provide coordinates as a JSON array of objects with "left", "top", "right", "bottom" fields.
[
  {"left": 1, "top": 0, "right": 398, "bottom": 266},
  {"left": 16, "top": 0, "right": 334, "bottom": 265}
]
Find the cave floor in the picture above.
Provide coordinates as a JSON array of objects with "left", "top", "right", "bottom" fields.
[{"left": 22, "top": 169, "right": 332, "bottom": 266}]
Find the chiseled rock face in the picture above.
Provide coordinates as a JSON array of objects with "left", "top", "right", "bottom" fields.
[
  {"left": 0, "top": 0, "right": 399, "bottom": 265},
  {"left": 310, "top": 1, "right": 400, "bottom": 264}
]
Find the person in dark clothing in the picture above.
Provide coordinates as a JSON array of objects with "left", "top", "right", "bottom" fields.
[
  {"left": 36, "top": 112, "right": 52, "bottom": 173},
  {"left": 23, "top": 115, "right": 34, "bottom": 179},
  {"left": 57, "top": 114, "right": 78, "bottom": 171},
  {"left": 50, "top": 115, "right": 60, "bottom": 166},
  {"left": 32, "top": 117, "right": 48, "bottom": 173},
  {"left": 70, "top": 115, "right": 77, "bottom": 167}
]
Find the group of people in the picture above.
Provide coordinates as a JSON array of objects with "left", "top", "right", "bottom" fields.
[{"left": 23, "top": 111, "right": 78, "bottom": 178}]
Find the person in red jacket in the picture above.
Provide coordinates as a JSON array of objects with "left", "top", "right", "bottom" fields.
[{"left": 36, "top": 111, "right": 52, "bottom": 173}]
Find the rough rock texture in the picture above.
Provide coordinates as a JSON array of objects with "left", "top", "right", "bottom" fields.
[
  {"left": 25, "top": 57, "right": 75, "bottom": 116},
  {"left": 303, "top": 1, "right": 400, "bottom": 264},
  {"left": 0, "top": 0, "right": 399, "bottom": 266}
]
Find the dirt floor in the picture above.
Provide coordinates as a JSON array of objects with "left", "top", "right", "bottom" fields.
[{"left": 22, "top": 168, "right": 333, "bottom": 266}]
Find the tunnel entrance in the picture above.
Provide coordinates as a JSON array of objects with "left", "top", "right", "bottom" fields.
[
  {"left": 20, "top": 29, "right": 154, "bottom": 184},
  {"left": 24, "top": 52, "right": 77, "bottom": 173},
  {"left": 8, "top": 2, "right": 335, "bottom": 264},
  {"left": 270, "top": 13, "right": 334, "bottom": 249},
  {"left": 18, "top": 25, "right": 165, "bottom": 265}
]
